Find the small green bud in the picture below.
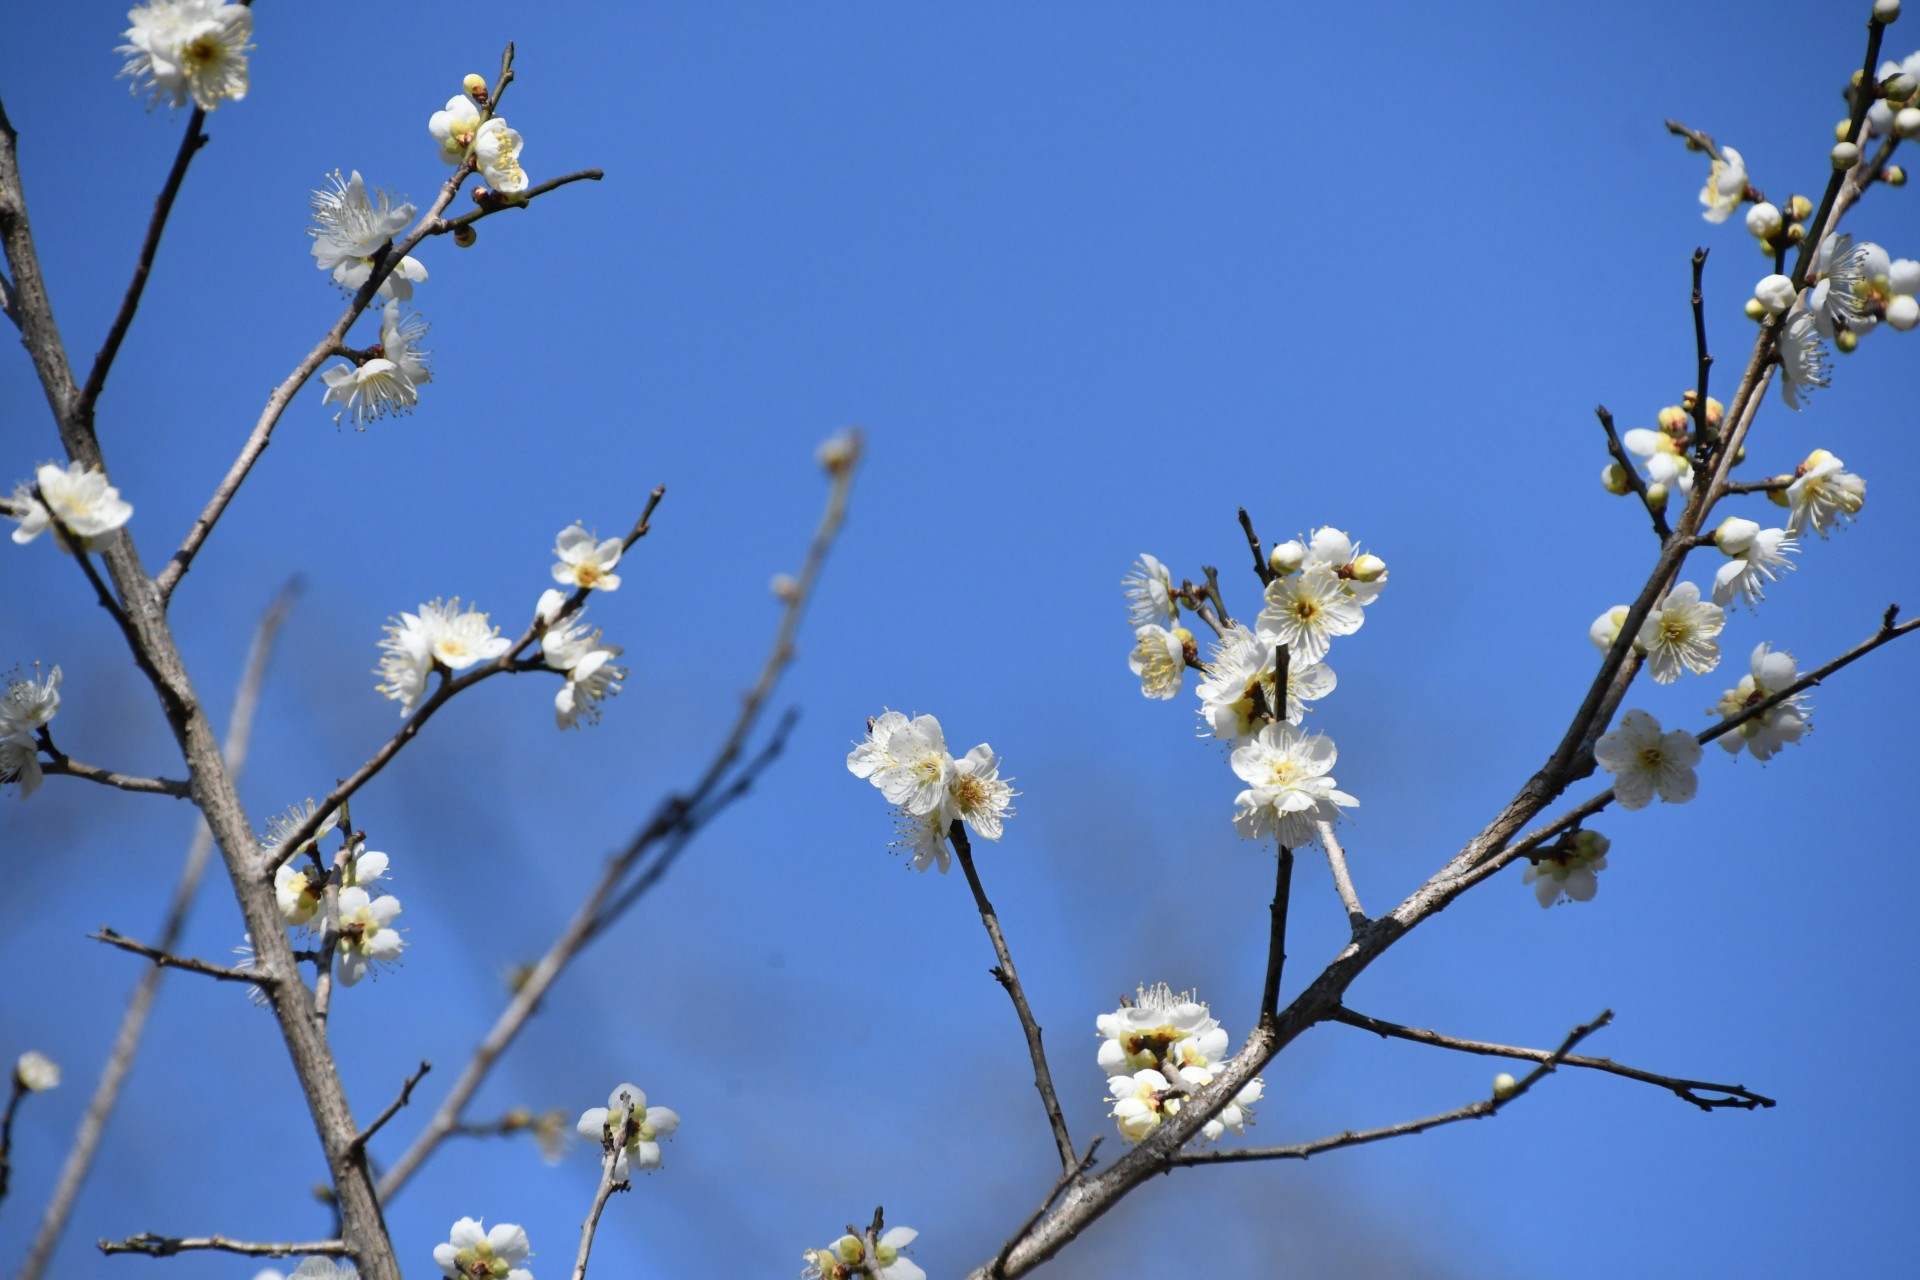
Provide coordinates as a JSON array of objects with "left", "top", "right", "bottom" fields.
[
  {"left": 1833, "top": 140, "right": 1862, "bottom": 170},
  {"left": 1601, "top": 462, "right": 1631, "bottom": 495},
  {"left": 452, "top": 223, "right": 478, "bottom": 248},
  {"left": 1644, "top": 481, "right": 1669, "bottom": 512},
  {"left": 1887, "top": 164, "right": 1909, "bottom": 186},
  {"left": 1836, "top": 327, "right": 1860, "bottom": 354},
  {"left": 1744, "top": 296, "right": 1767, "bottom": 320},
  {"left": 1492, "top": 1073, "right": 1520, "bottom": 1101},
  {"left": 1787, "top": 194, "right": 1814, "bottom": 222}
]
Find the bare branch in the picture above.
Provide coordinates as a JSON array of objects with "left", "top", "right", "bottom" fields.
[
  {"left": 20, "top": 582, "right": 297, "bottom": 1280},
  {"left": 570, "top": 1112, "right": 632, "bottom": 1280},
  {"left": 0, "top": 93, "right": 81, "bottom": 419},
  {"left": 428, "top": 169, "right": 605, "bottom": 234},
  {"left": 1594, "top": 405, "right": 1672, "bottom": 541},
  {"left": 99, "top": 1235, "right": 348, "bottom": 1259},
  {"left": 36, "top": 750, "right": 189, "bottom": 798},
  {"left": 1174, "top": 1012, "right": 1612, "bottom": 1166},
  {"left": 1317, "top": 820, "right": 1366, "bottom": 934},
  {"left": 89, "top": 927, "right": 267, "bottom": 986},
  {"left": 1236, "top": 507, "right": 1273, "bottom": 586},
  {"left": 1331, "top": 1008, "right": 1773, "bottom": 1111},
  {"left": 953, "top": 825, "right": 1077, "bottom": 1177},
  {"left": 351, "top": 1062, "right": 431, "bottom": 1156},
  {"left": 1688, "top": 249, "right": 1715, "bottom": 453},
  {"left": 1258, "top": 842, "right": 1295, "bottom": 1024}
]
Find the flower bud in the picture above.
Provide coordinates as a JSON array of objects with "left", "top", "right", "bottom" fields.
[
  {"left": 1833, "top": 140, "right": 1862, "bottom": 170},
  {"left": 1349, "top": 553, "right": 1387, "bottom": 582},
  {"left": 832, "top": 1235, "right": 866, "bottom": 1264},
  {"left": 1876, "top": 0, "right": 1901, "bottom": 21},
  {"left": 534, "top": 587, "right": 567, "bottom": 626},
  {"left": 14, "top": 1051, "right": 58, "bottom": 1092},
  {"left": 1836, "top": 327, "right": 1860, "bottom": 353},
  {"left": 1656, "top": 405, "right": 1690, "bottom": 434},
  {"left": 1784, "top": 223, "right": 1806, "bottom": 244},
  {"left": 462, "top": 73, "right": 489, "bottom": 101},
  {"left": 1754, "top": 273, "right": 1796, "bottom": 314},
  {"left": 452, "top": 223, "right": 478, "bottom": 248},
  {"left": 1601, "top": 462, "right": 1631, "bottom": 495},
  {"left": 1890, "top": 73, "right": 1918, "bottom": 102},
  {"left": 1744, "top": 201, "right": 1782, "bottom": 240},
  {"left": 1644, "top": 481, "right": 1668, "bottom": 512},
  {"left": 1269, "top": 539, "right": 1306, "bottom": 576},
  {"left": 1733, "top": 445, "right": 1746, "bottom": 465},
  {"left": 1571, "top": 829, "right": 1611, "bottom": 860},
  {"left": 1886, "top": 164, "right": 1910, "bottom": 186},
  {"left": 1786, "top": 194, "right": 1814, "bottom": 222},
  {"left": 770, "top": 573, "right": 800, "bottom": 602},
  {"left": 1888, "top": 294, "right": 1920, "bottom": 330},
  {"left": 471, "top": 185, "right": 492, "bottom": 205},
  {"left": 1714, "top": 515, "right": 1761, "bottom": 557},
  {"left": 1589, "top": 605, "right": 1631, "bottom": 652},
  {"left": 1765, "top": 476, "right": 1792, "bottom": 508},
  {"left": 1743, "top": 296, "right": 1767, "bottom": 320},
  {"left": 816, "top": 428, "right": 863, "bottom": 475},
  {"left": 1492, "top": 1072, "right": 1520, "bottom": 1101}
]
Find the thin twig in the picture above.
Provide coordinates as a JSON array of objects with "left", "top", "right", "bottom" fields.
[
  {"left": 1725, "top": 478, "right": 1790, "bottom": 494},
  {"left": 430, "top": 169, "right": 605, "bottom": 233},
  {"left": 1786, "top": 11, "right": 1888, "bottom": 288},
  {"left": 19, "top": 582, "right": 297, "bottom": 1280},
  {"left": 1330, "top": 1008, "right": 1773, "bottom": 1111},
  {"left": 1236, "top": 507, "right": 1273, "bottom": 586},
  {"left": 1317, "top": 820, "right": 1366, "bottom": 933},
  {"left": 266, "top": 488, "right": 666, "bottom": 872},
  {"left": 98, "top": 1235, "right": 349, "bottom": 1259},
  {"left": 1594, "top": 406, "right": 1672, "bottom": 541},
  {"left": 1174, "top": 1012, "right": 1613, "bottom": 1166},
  {"left": 0, "top": 1080, "right": 26, "bottom": 1209},
  {"left": 952, "top": 825, "right": 1077, "bottom": 1177},
  {"left": 570, "top": 1123, "right": 631, "bottom": 1280},
  {"left": 1688, "top": 248, "right": 1714, "bottom": 453},
  {"left": 351, "top": 1062, "right": 431, "bottom": 1155},
  {"left": 1201, "top": 565, "right": 1231, "bottom": 628},
  {"left": 34, "top": 751, "right": 188, "bottom": 798},
  {"left": 1259, "top": 843, "right": 1295, "bottom": 1023},
  {"left": 376, "top": 455, "right": 857, "bottom": 1203},
  {"left": 89, "top": 928, "right": 267, "bottom": 986},
  {"left": 75, "top": 110, "right": 207, "bottom": 425}
]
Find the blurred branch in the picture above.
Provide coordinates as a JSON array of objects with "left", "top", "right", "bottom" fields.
[
  {"left": 375, "top": 449, "right": 858, "bottom": 1203},
  {"left": 1331, "top": 1008, "right": 1773, "bottom": 1111},
  {"left": 351, "top": 1062, "right": 431, "bottom": 1155},
  {"left": 1174, "top": 1012, "right": 1610, "bottom": 1166},
  {"left": 19, "top": 582, "right": 296, "bottom": 1280},
  {"left": 99, "top": 1234, "right": 348, "bottom": 1259},
  {"left": 35, "top": 748, "right": 188, "bottom": 798},
  {"left": 953, "top": 824, "right": 1077, "bottom": 1177}
]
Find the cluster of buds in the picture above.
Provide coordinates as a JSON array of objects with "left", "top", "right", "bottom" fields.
[
  {"left": 1741, "top": 192, "right": 1813, "bottom": 260},
  {"left": 1601, "top": 392, "right": 1725, "bottom": 512}
]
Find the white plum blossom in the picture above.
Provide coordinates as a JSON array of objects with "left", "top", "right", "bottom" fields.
[
  {"left": 475, "top": 119, "right": 529, "bottom": 193},
  {"left": 1096, "top": 984, "right": 1229, "bottom": 1086},
  {"left": 333, "top": 886, "right": 404, "bottom": 986},
  {"left": 422, "top": 598, "right": 509, "bottom": 671},
  {"left": 1714, "top": 642, "right": 1811, "bottom": 761},
  {"left": 1754, "top": 273, "right": 1797, "bottom": 315},
  {"left": 118, "top": 0, "right": 251, "bottom": 112},
  {"left": 551, "top": 525, "right": 624, "bottom": 592},
  {"left": 260, "top": 798, "right": 341, "bottom": 862},
  {"left": 274, "top": 841, "right": 387, "bottom": 928},
  {"left": 429, "top": 94, "right": 484, "bottom": 165},
  {"left": 1108, "top": 1068, "right": 1173, "bottom": 1141},
  {"left": 1698, "top": 145, "right": 1746, "bottom": 223},
  {"left": 1128, "top": 624, "right": 1187, "bottom": 700},
  {"left": 1594, "top": 709, "right": 1702, "bottom": 810},
  {"left": 308, "top": 171, "right": 426, "bottom": 300},
  {"left": 320, "top": 305, "right": 430, "bottom": 430},
  {"left": 1710, "top": 517, "right": 1796, "bottom": 608},
  {"left": 1255, "top": 568, "right": 1363, "bottom": 666},
  {"left": 1589, "top": 605, "right": 1631, "bottom": 654},
  {"left": 376, "top": 600, "right": 508, "bottom": 714},
  {"left": 540, "top": 610, "right": 626, "bottom": 729},
  {"left": 849, "top": 712, "right": 1016, "bottom": 866},
  {"left": 14, "top": 1051, "right": 59, "bottom": 1092},
  {"left": 1745, "top": 202, "right": 1783, "bottom": 241},
  {"left": 1229, "top": 722, "right": 1356, "bottom": 847},
  {"left": 1122, "top": 554, "right": 1177, "bottom": 627},
  {"left": 948, "top": 744, "right": 1015, "bottom": 840},
  {"left": 432, "top": 1219, "right": 532, "bottom": 1280},
  {"left": 1634, "top": 582, "right": 1724, "bottom": 683},
  {"left": 1810, "top": 234, "right": 1891, "bottom": 337},
  {"left": 575, "top": 1082, "right": 680, "bottom": 1179},
  {"left": 9, "top": 462, "right": 134, "bottom": 550},
  {"left": 1523, "top": 830, "right": 1610, "bottom": 908},
  {"left": 1777, "top": 307, "right": 1831, "bottom": 411},
  {"left": 1299, "top": 526, "right": 1388, "bottom": 605},
  {"left": 1785, "top": 449, "right": 1865, "bottom": 536},
  {"left": 1621, "top": 428, "right": 1694, "bottom": 501},
  {"left": 802, "top": 1228, "right": 924, "bottom": 1280},
  {"left": 891, "top": 806, "right": 952, "bottom": 874},
  {"left": 1195, "top": 625, "right": 1335, "bottom": 737},
  {"left": 1197, "top": 1079, "right": 1265, "bottom": 1144},
  {"left": 0, "top": 664, "right": 60, "bottom": 797}
]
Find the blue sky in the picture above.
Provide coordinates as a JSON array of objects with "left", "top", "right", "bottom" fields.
[{"left": 3, "top": 2, "right": 1917, "bottom": 1277}]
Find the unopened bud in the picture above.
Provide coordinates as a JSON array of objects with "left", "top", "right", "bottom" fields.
[
  {"left": 1744, "top": 296, "right": 1767, "bottom": 320},
  {"left": 1492, "top": 1073, "right": 1520, "bottom": 1101},
  {"left": 1733, "top": 444, "right": 1746, "bottom": 465},
  {"left": 1744, "top": 201, "right": 1782, "bottom": 240},
  {"left": 1571, "top": 829, "right": 1611, "bottom": 860},
  {"left": 1269, "top": 539, "right": 1306, "bottom": 576},
  {"left": 1876, "top": 0, "right": 1901, "bottom": 22},
  {"left": 1754, "top": 273, "right": 1795, "bottom": 314},
  {"left": 462, "top": 72, "right": 489, "bottom": 101},
  {"left": 13, "top": 1052, "right": 59, "bottom": 1092},
  {"left": 1704, "top": 396, "right": 1725, "bottom": 430},
  {"left": 1836, "top": 327, "right": 1860, "bottom": 353},
  {"left": 1765, "top": 478, "right": 1792, "bottom": 508},
  {"left": 534, "top": 587, "right": 567, "bottom": 626},
  {"left": 452, "top": 223, "right": 478, "bottom": 248},
  {"left": 1644, "top": 481, "right": 1669, "bottom": 512},
  {"left": 1714, "top": 515, "right": 1761, "bottom": 557},
  {"left": 816, "top": 427, "right": 863, "bottom": 476},
  {"left": 770, "top": 573, "right": 800, "bottom": 602},
  {"left": 1787, "top": 194, "right": 1814, "bottom": 222},
  {"left": 1833, "top": 140, "right": 1862, "bottom": 170},
  {"left": 1890, "top": 73, "right": 1918, "bottom": 102},
  {"left": 1888, "top": 293, "right": 1920, "bottom": 330},
  {"left": 832, "top": 1236, "right": 865, "bottom": 1265},
  {"left": 1837, "top": 118, "right": 1856, "bottom": 142},
  {"left": 1601, "top": 462, "right": 1631, "bottom": 495},
  {"left": 1785, "top": 223, "right": 1806, "bottom": 244},
  {"left": 1349, "top": 553, "right": 1387, "bottom": 582},
  {"left": 1657, "top": 405, "right": 1690, "bottom": 434},
  {"left": 471, "top": 186, "right": 492, "bottom": 205},
  {"left": 1590, "top": 605, "right": 1631, "bottom": 652}
]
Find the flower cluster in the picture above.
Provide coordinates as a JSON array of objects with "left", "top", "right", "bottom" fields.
[
  {"left": 847, "top": 711, "right": 1015, "bottom": 873},
  {"left": 430, "top": 86, "right": 529, "bottom": 195},
  {"left": 260, "top": 800, "right": 406, "bottom": 988},
  {"left": 1123, "top": 527, "right": 1379, "bottom": 849},
  {"left": 800, "top": 1226, "right": 924, "bottom": 1280},
  {"left": 1713, "top": 643, "right": 1811, "bottom": 761},
  {"left": 118, "top": 0, "right": 251, "bottom": 112},
  {"left": 575, "top": 1082, "right": 680, "bottom": 1180},
  {"left": 0, "top": 665, "right": 59, "bottom": 798},
  {"left": 1523, "top": 830, "right": 1611, "bottom": 908},
  {"left": 433, "top": 1219, "right": 533, "bottom": 1280},
  {"left": 375, "top": 598, "right": 510, "bottom": 714},
  {"left": 8, "top": 461, "right": 134, "bottom": 552},
  {"left": 1099, "top": 984, "right": 1262, "bottom": 1144}
]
